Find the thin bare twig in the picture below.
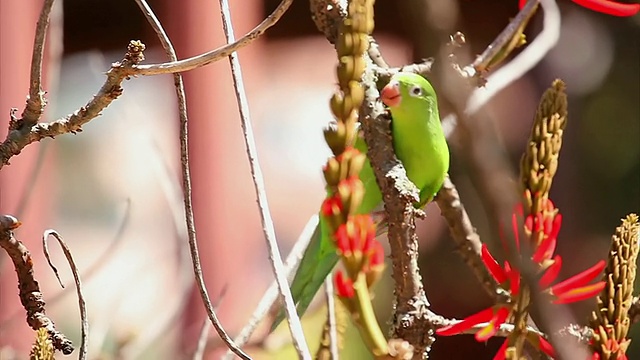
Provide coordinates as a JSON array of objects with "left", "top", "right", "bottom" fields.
[
  {"left": 465, "top": 0, "right": 560, "bottom": 114},
  {"left": 192, "top": 318, "right": 211, "bottom": 360},
  {"left": 461, "top": 0, "right": 540, "bottom": 79},
  {"left": 324, "top": 276, "right": 339, "bottom": 360},
  {"left": 132, "top": 0, "right": 251, "bottom": 358},
  {"left": 42, "top": 229, "right": 88, "bottom": 360},
  {"left": 442, "top": 0, "right": 561, "bottom": 138},
  {"left": 223, "top": 215, "right": 319, "bottom": 360},
  {"left": 217, "top": 0, "right": 310, "bottom": 358},
  {"left": 20, "top": 0, "right": 55, "bottom": 126},
  {"left": 191, "top": 286, "right": 228, "bottom": 360},
  {"left": 0, "top": 215, "right": 74, "bottom": 355},
  {"left": 132, "top": 0, "right": 293, "bottom": 76}
]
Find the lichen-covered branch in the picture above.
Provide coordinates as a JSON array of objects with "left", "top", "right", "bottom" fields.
[{"left": 360, "top": 66, "right": 433, "bottom": 358}]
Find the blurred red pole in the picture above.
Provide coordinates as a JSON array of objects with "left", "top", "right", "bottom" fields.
[
  {"left": 162, "top": 0, "right": 266, "bottom": 355},
  {"left": 0, "top": 0, "right": 56, "bottom": 354}
]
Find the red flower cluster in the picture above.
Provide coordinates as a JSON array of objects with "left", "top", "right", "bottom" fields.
[
  {"left": 333, "top": 214, "right": 385, "bottom": 298},
  {"left": 519, "top": 0, "right": 639, "bottom": 17},
  {"left": 335, "top": 270, "right": 355, "bottom": 298},
  {"left": 436, "top": 199, "right": 606, "bottom": 359}
]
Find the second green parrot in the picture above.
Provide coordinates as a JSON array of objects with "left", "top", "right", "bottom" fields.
[{"left": 272, "top": 72, "right": 449, "bottom": 330}]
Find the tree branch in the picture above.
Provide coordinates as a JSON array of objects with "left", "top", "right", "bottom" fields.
[
  {"left": 0, "top": 215, "right": 74, "bottom": 355},
  {"left": 359, "top": 65, "right": 434, "bottom": 357},
  {"left": 20, "top": 0, "right": 55, "bottom": 127},
  {"left": 0, "top": 41, "right": 145, "bottom": 170}
]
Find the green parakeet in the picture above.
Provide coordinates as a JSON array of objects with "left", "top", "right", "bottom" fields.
[{"left": 272, "top": 72, "right": 449, "bottom": 330}]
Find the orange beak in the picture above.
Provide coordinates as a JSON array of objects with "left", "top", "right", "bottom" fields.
[{"left": 381, "top": 81, "right": 401, "bottom": 107}]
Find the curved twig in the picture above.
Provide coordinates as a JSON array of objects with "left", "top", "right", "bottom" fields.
[
  {"left": 442, "top": 0, "right": 561, "bottom": 137},
  {"left": 42, "top": 229, "right": 87, "bottom": 360},
  {"left": 217, "top": 0, "right": 310, "bottom": 358},
  {"left": 192, "top": 286, "right": 228, "bottom": 360},
  {"left": 132, "top": 0, "right": 293, "bottom": 76},
  {"left": 132, "top": 0, "right": 251, "bottom": 358},
  {"left": 192, "top": 318, "right": 211, "bottom": 360},
  {"left": 0, "top": 199, "right": 131, "bottom": 329}
]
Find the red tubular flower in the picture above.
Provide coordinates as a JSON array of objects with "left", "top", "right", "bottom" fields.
[
  {"left": 504, "top": 261, "right": 521, "bottom": 296},
  {"left": 481, "top": 244, "right": 520, "bottom": 295},
  {"left": 334, "top": 214, "right": 375, "bottom": 256},
  {"left": 364, "top": 240, "right": 385, "bottom": 287},
  {"left": 366, "top": 240, "right": 385, "bottom": 268},
  {"left": 549, "top": 260, "right": 606, "bottom": 304},
  {"left": 439, "top": 196, "right": 606, "bottom": 359},
  {"left": 482, "top": 243, "right": 508, "bottom": 284},
  {"left": 493, "top": 339, "right": 509, "bottom": 360},
  {"left": 335, "top": 270, "right": 355, "bottom": 298},
  {"left": 536, "top": 335, "right": 557, "bottom": 358},
  {"left": 538, "top": 255, "right": 563, "bottom": 289},
  {"left": 436, "top": 306, "right": 511, "bottom": 339},
  {"left": 519, "top": 0, "right": 639, "bottom": 17},
  {"left": 321, "top": 194, "right": 343, "bottom": 218},
  {"left": 490, "top": 334, "right": 556, "bottom": 360},
  {"left": 475, "top": 307, "right": 510, "bottom": 341},
  {"left": 573, "top": 0, "right": 639, "bottom": 16},
  {"left": 335, "top": 146, "right": 361, "bottom": 162},
  {"left": 523, "top": 198, "right": 562, "bottom": 261}
]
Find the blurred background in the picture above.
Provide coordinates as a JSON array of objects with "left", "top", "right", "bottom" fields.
[{"left": 0, "top": 0, "right": 638, "bottom": 359}]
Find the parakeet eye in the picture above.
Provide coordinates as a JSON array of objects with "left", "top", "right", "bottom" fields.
[{"left": 409, "top": 86, "right": 422, "bottom": 97}]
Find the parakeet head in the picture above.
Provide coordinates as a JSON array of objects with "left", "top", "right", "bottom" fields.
[{"left": 380, "top": 72, "right": 438, "bottom": 119}]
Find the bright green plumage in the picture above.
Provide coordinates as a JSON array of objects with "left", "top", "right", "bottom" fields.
[{"left": 272, "top": 72, "right": 449, "bottom": 331}]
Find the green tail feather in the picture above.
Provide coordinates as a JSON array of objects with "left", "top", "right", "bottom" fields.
[{"left": 270, "top": 215, "right": 338, "bottom": 332}]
